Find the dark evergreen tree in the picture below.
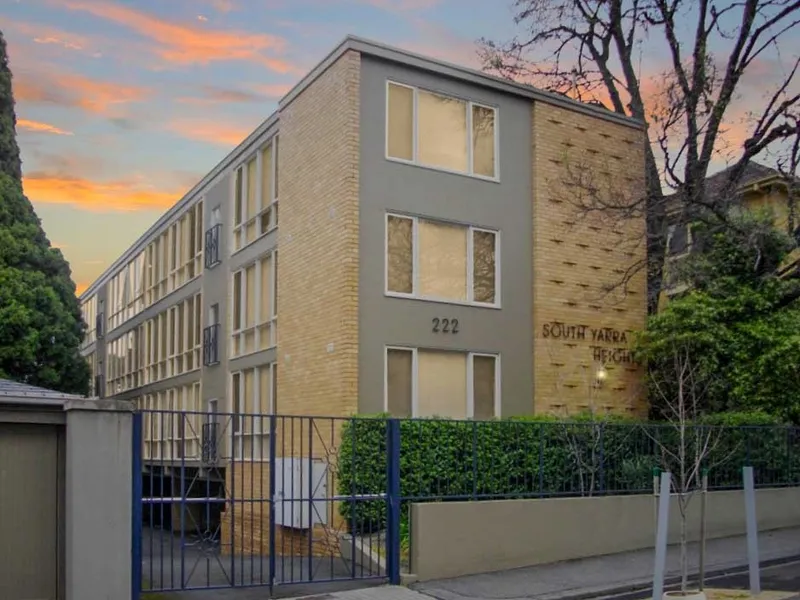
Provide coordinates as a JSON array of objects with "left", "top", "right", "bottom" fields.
[{"left": 0, "top": 30, "right": 90, "bottom": 394}]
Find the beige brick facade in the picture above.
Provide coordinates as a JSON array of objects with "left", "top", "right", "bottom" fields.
[
  {"left": 531, "top": 103, "right": 648, "bottom": 416},
  {"left": 276, "top": 50, "right": 361, "bottom": 420},
  {"left": 222, "top": 50, "right": 362, "bottom": 557}
]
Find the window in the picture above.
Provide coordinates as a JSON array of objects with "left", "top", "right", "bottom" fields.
[
  {"left": 81, "top": 295, "right": 98, "bottom": 347},
  {"left": 137, "top": 293, "right": 202, "bottom": 386},
  {"left": 230, "top": 251, "right": 277, "bottom": 358},
  {"left": 666, "top": 223, "right": 692, "bottom": 257},
  {"left": 232, "top": 137, "right": 279, "bottom": 252},
  {"left": 230, "top": 363, "right": 277, "bottom": 459},
  {"left": 144, "top": 202, "right": 203, "bottom": 306},
  {"left": 387, "top": 82, "right": 498, "bottom": 179},
  {"left": 386, "top": 214, "right": 499, "bottom": 306},
  {"left": 385, "top": 347, "right": 499, "bottom": 419},
  {"left": 141, "top": 382, "right": 202, "bottom": 461}
]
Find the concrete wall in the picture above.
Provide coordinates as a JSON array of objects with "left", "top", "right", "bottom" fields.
[
  {"left": 64, "top": 399, "right": 134, "bottom": 600},
  {"left": 358, "top": 55, "right": 534, "bottom": 416},
  {"left": 410, "top": 487, "right": 800, "bottom": 581}
]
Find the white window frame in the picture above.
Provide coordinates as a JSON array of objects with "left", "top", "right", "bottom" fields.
[
  {"left": 666, "top": 222, "right": 695, "bottom": 261},
  {"left": 383, "top": 346, "right": 501, "bottom": 419},
  {"left": 384, "top": 213, "right": 501, "bottom": 308},
  {"left": 230, "top": 251, "right": 278, "bottom": 359},
  {"left": 231, "top": 136, "right": 279, "bottom": 255},
  {"left": 229, "top": 363, "right": 276, "bottom": 461},
  {"left": 385, "top": 80, "right": 500, "bottom": 181}
]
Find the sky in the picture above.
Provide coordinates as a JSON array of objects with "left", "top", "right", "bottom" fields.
[{"left": 2, "top": 0, "right": 798, "bottom": 295}]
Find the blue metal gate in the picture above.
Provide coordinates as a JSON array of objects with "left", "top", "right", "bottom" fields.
[{"left": 132, "top": 411, "right": 401, "bottom": 597}]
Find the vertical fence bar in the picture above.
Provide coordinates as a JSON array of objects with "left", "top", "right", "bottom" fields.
[
  {"left": 230, "top": 413, "right": 236, "bottom": 587},
  {"left": 598, "top": 423, "right": 606, "bottom": 494},
  {"left": 132, "top": 412, "right": 143, "bottom": 600},
  {"left": 386, "top": 418, "right": 401, "bottom": 585},
  {"left": 268, "top": 414, "right": 277, "bottom": 593},
  {"left": 179, "top": 416, "right": 186, "bottom": 589}
]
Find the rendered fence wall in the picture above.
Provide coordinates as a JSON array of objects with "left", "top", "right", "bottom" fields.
[{"left": 409, "top": 486, "right": 800, "bottom": 581}]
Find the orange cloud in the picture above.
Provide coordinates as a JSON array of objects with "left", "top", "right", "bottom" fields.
[
  {"left": 23, "top": 172, "right": 180, "bottom": 212},
  {"left": 15, "top": 71, "right": 149, "bottom": 116},
  {"left": 62, "top": 0, "right": 299, "bottom": 73},
  {"left": 10, "top": 21, "right": 91, "bottom": 53},
  {"left": 17, "top": 118, "right": 73, "bottom": 136},
  {"left": 166, "top": 120, "right": 253, "bottom": 146}
]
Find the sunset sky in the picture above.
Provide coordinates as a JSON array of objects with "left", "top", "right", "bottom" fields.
[{"left": 3, "top": 0, "right": 797, "bottom": 295}]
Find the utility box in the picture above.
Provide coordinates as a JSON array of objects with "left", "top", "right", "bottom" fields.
[{"left": 273, "top": 457, "right": 329, "bottom": 529}]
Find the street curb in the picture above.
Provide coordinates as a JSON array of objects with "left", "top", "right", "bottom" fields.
[{"left": 547, "top": 555, "right": 800, "bottom": 600}]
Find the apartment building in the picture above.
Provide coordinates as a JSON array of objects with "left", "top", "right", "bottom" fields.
[
  {"left": 661, "top": 162, "right": 800, "bottom": 304},
  {"left": 80, "top": 35, "right": 648, "bottom": 432}
]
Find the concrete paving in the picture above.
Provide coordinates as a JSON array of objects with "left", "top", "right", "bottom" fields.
[
  {"left": 411, "top": 527, "right": 800, "bottom": 600},
  {"left": 140, "top": 527, "right": 800, "bottom": 599}
]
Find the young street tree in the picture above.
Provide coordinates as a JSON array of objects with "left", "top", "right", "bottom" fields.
[
  {"left": 480, "top": 1, "right": 800, "bottom": 312},
  {"left": 0, "top": 30, "right": 90, "bottom": 394}
]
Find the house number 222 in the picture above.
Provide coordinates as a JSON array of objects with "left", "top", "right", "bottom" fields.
[{"left": 432, "top": 318, "right": 459, "bottom": 334}]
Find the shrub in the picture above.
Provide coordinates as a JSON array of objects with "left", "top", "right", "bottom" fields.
[{"left": 336, "top": 411, "right": 800, "bottom": 544}]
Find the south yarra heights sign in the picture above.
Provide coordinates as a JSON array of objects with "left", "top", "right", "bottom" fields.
[{"left": 541, "top": 321, "right": 638, "bottom": 365}]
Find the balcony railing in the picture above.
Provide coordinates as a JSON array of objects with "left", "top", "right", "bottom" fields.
[
  {"left": 201, "top": 422, "right": 218, "bottom": 464},
  {"left": 204, "top": 224, "right": 221, "bottom": 269},
  {"left": 95, "top": 313, "right": 105, "bottom": 339},
  {"left": 202, "top": 323, "right": 220, "bottom": 366}
]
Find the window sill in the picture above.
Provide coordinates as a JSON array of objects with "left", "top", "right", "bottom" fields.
[
  {"left": 229, "top": 346, "right": 278, "bottom": 361},
  {"left": 230, "top": 225, "right": 278, "bottom": 258},
  {"left": 386, "top": 156, "right": 500, "bottom": 184},
  {"left": 384, "top": 291, "right": 501, "bottom": 310}
]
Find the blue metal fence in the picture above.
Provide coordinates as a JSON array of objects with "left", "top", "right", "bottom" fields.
[
  {"left": 131, "top": 411, "right": 402, "bottom": 598},
  {"left": 132, "top": 412, "right": 800, "bottom": 597}
]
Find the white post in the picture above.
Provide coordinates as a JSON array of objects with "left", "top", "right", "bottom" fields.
[
  {"left": 652, "top": 472, "right": 672, "bottom": 600},
  {"left": 743, "top": 466, "right": 761, "bottom": 595}
]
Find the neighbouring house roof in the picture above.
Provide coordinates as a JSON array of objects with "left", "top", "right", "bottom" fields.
[{"left": 0, "top": 378, "right": 84, "bottom": 406}]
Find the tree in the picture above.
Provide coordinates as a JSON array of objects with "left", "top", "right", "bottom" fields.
[
  {"left": 646, "top": 343, "right": 722, "bottom": 595},
  {"left": 480, "top": 1, "right": 800, "bottom": 312},
  {"left": 0, "top": 30, "right": 90, "bottom": 395},
  {"left": 634, "top": 213, "right": 800, "bottom": 423}
]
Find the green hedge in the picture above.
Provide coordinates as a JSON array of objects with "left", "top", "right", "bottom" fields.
[{"left": 335, "top": 411, "right": 800, "bottom": 540}]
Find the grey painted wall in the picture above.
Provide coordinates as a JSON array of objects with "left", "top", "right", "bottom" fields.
[
  {"left": 358, "top": 55, "right": 534, "bottom": 417},
  {"left": 201, "top": 174, "right": 233, "bottom": 407},
  {"left": 64, "top": 399, "right": 133, "bottom": 600}
]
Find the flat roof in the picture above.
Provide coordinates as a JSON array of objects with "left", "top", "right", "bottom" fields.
[
  {"left": 0, "top": 378, "right": 85, "bottom": 407},
  {"left": 80, "top": 35, "right": 644, "bottom": 300}
]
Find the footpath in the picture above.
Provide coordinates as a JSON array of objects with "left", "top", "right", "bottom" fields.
[{"left": 292, "top": 527, "right": 800, "bottom": 600}]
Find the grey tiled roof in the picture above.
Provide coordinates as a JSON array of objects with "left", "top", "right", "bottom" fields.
[{"left": 0, "top": 378, "right": 84, "bottom": 404}]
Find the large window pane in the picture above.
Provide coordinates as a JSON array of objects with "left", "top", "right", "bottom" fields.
[
  {"left": 472, "top": 105, "right": 496, "bottom": 177},
  {"left": 387, "top": 216, "right": 413, "bottom": 294},
  {"left": 473, "top": 230, "right": 496, "bottom": 304},
  {"left": 234, "top": 168, "right": 243, "bottom": 225},
  {"left": 418, "top": 90, "right": 467, "bottom": 172},
  {"left": 473, "top": 356, "right": 496, "bottom": 419},
  {"left": 387, "top": 83, "right": 413, "bottom": 160},
  {"left": 386, "top": 349, "right": 412, "bottom": 417},
  {"left": 418, "top": 219, "right": 467, "bottom": 300},
  {"left": 261, "top": 144, "right": 273, "bottom": 205},
  {"left": 245, "top": 265, "right": 256, "bottom": 328},
  {"left": 232, "top": 271, "right": 242, "bottom": 330},
  {"left": 417, "top": 350, "right": 467, "bottom": 418},
  {"left": 246, "top": 157, "right": 257, "bottom": 219}
]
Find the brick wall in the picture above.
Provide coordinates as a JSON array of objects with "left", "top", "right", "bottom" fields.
[
  {"left": 531, "top": 103, "right": 648, "bottom": 416},
  {"left": 276, "top": 50, "right": 361, "bottom": 420},
  {"left": 220, "top": 50, "right": 362, "bottom": 559}
]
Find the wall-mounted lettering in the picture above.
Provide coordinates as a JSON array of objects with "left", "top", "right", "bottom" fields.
[
  {"left": 541, "top": 321, "right": 639, "bottom": 366},
  {"left": 432, "top": 317, "right": 459, "bottom": 334}
]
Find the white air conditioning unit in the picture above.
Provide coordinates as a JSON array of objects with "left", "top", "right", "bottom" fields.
[{"left": 273, "top": 457, "right": 329, "bottom": 529}]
